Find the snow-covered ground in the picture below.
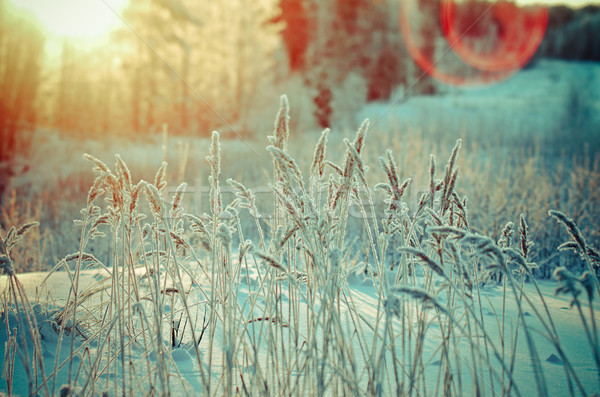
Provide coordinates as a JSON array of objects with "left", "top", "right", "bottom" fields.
[
  {"left": 2, "top": 59, "right": 600, "bottom": 396},
  {"left": 360, "top": 60, "right": 600, "bottom": 150},
  {"left": 1, "top": 262, "right": 599, "bottom": 396}
]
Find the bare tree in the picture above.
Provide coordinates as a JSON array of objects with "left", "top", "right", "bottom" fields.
[{"left": 0, "top": 0, "right": 45, "bottom": 201}]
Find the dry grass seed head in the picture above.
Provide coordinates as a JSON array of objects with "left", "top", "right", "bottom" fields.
[
  {"left": 549, "top": 210, "right": 588, "bottom": 255},
  {"left": 503, "top": 247, "right": 537, "bottom": 273},
  {"left": 186, "top": 214, "right": 209, "bottom": 237},
  {"left": 325, "top": 160, "right": 343, "bottom": 176},
  {"left": 519, "top": 214, "right": 534, "bottom": 259},
  {"left": 115, "top": 154, "right": 132, "bottom": 191},
  {"left": 343, "top": 139, "right": 368, "bottom": 188},
  {"left": 145, "top": 184, "right": 163, "bottom": 216},
  {"left": 446, "top": 168, "right": 459, "bottom": 200},
  {"left": 498, "top": 222, "right": 514, "bottom": 248},
  {"left": 130, "top": 181, "right": 145, "bottom": 215},
  {"left": 83, "top": 154, "right": 111, "bottom": 175},
  {"left": 2, "top": 222, "right": 39, "bottom": 256},
  {"left": 269, "top": 95, "right": 290, "bottom": 150},
  {"left": 170, "top": 230, "right": 189, "bottom": 251},
  {"left": 378, "top": 151, "right": 399, "bottom": 194},
  {"left": 227, "top": 179, "right": 259, "bottom": 218},
  {"left": 106, "top": 174, "right": 124, "bottom": 209},
  {"left": 311, "top": 128, "right": 330, "bottom": 178},
  {"left": 429, "top": 154, "right": 436, "bottom": 208},
  {"left": 374, "top": 183, "right": 392, "bottom": 197},
  {"left": 154, "top": 162, "right": 168, "bottom": 192},
  {"left": 171, "top": 182, "right": 187, "bottom": 213},
  {"left": 460, "top": 233, "right": 508, "bottom": 273},
  {"left": 587, "top": 246, "right": 600, "bottom": 264},
  {"left": 451, "top": 192, "right": 469, "bottom": 228},
  {"left": 425, "top": 207, "right": 443, "bottom": 226},
  {"left": 441, "top": 139, "right": 461, "bottom": 207},
  {"left": 330, "top": 125, "right": 370, "bottom": 211},
  {"left": 399, "top": 247, "right": 445, "bottom": 277},
  {"left": 446, "top": 139, "right": 462, "bottom": 180},
  {"left": 87, "top": 175, "right": 107, "bottom": 205},
  {"left": 253, "top": 251, "right": 287, "bottom": 272},
  {"left": 398, "top": 177, "right": 411, "bottom": 198},
  {"left": 267, "top": 146, "right": 305, "bottom": 191},
  {"left": 279, "top": 224, "right": 300, "bottom": 248},
  {"left": 429, "top": 154, "right": 436, "bottom": 181},
  {"left": 340, "top": 120, "right": 370, "bottom": 181},
  {"left": 15, "top": 221, "right": 39, "bottom": 239},
  {"left": 271, "top": 183, "right": 303, "bottom": 225},
  {"left": 207, "top": 131, "right": 223, "bottom": 217},
  {"left": 353, "top": 119, "right": 369, "bottom": 154}
]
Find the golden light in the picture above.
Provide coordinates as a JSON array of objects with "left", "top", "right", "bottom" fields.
[{"left": 8, "top": 0, "right": 129, "bottom": 42}]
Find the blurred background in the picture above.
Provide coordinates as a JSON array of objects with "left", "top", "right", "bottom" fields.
[
  {"left": 1, "top": 0, "right": 599, "bottom": 272},
  {"left": 2, "top": 0, "right": 599, "bottom": 149}
]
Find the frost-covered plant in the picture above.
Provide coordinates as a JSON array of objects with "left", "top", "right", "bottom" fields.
[
  {"left": 1, "top": 96, "right": 599, "bottom": 396},
  {"left": 0, "top": 221, "right": 50, "bottom": 395}
]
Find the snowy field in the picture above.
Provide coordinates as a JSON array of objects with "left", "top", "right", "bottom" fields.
[
  {"left": 1, "top": 263, "right": 599, "bottom": 396},
  {"left": 1, "top": 59, "right": 599, "bottom": 396},
  {"left": 360, "top": 59, "right": 600, "bottom": 152}
]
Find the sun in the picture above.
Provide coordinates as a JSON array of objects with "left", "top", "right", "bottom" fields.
[{"left": 8, "top": 0, "right": 129, "bottom": 42}]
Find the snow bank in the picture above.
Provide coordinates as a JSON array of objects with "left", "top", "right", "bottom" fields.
[{"left": 359, "top": 60, "right": 600, "bottom": 148}]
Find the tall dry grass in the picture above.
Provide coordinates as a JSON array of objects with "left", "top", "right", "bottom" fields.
[{"left": 0, "top": 96, "right": 598, "bottom": 396}]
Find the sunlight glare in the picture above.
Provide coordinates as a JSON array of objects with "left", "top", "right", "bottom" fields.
[{"left": 8, "top": 0, "right": 128, "bottom": 41}]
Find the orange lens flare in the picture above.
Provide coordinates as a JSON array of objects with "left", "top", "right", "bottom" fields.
[{"left": 400, "top": 0, "right": 548, "bottom": 86}]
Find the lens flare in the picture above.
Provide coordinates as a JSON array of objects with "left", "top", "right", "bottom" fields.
[{"left": 400, "top": 0, "right": 548, "bottom": 86}]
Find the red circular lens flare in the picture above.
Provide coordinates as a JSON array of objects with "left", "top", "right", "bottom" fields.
[
  {"left": 399, "top": 0, "right": 548, "bottom": 86},
  {"left": 440, "top": 0, "right": 548, "bottom": 72}
]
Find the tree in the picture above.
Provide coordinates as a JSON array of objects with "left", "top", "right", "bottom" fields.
[
  {"left": 110, "top": 0, "right": 283, "bottom": 136},
  {"left": 277, "top": 0, "right": 310, "bottom": 71},
  {"left": 301, "top": 0, "right": 401, "bottom": 126},
  {"left": 0, "top": 0, "right": 45, "bottom": 201},
  {"left": 116, "top": 0, "right": 201, "bottom": 134}
]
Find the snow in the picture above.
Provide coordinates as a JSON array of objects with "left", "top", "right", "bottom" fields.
[
  {"left": 1, "top": 262, "right": 598, "bottom": 396},
  {"left": 359, "top": 59, "right": 600, "bottom": 149},
  {"left": 2, "top": 59, "right": 600, "bottom": 395}
]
